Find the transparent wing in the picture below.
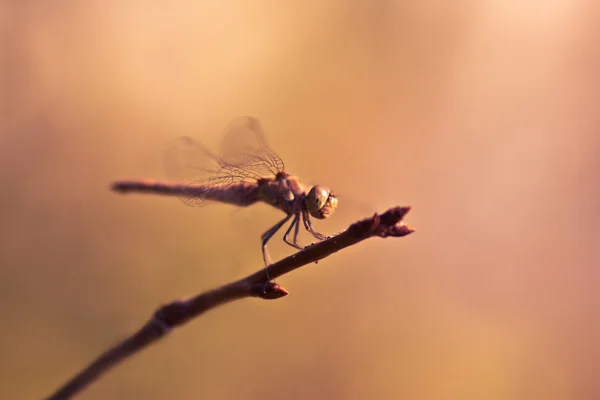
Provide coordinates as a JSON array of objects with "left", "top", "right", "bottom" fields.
[
  {"left": 163, "top": 117, "right": 284, "bottom": 207},
  {"left": 219, "top": 116, "right": 285, "bottom": 176},
  {"left": 163, "top": 137, "right": 239, "bottom": 207}
]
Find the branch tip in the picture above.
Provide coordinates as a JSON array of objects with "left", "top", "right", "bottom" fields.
[
  {"left": 348, "top": 205, "right": 412, "bottom": 238},
  {"left": 378, "top": 223, "right": 414, "bottom": 238},
  {"left": 379, "top": 205, "right": 411, "bottom": 225}
]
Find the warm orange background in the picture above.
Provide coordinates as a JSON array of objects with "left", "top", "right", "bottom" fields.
[{"left": 2, "top": 2, "right": 599, "bottom": 399}]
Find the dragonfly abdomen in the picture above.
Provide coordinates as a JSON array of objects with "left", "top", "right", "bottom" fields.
[{"left": 111, "top": 180, "right": 261, "bottom": 207}]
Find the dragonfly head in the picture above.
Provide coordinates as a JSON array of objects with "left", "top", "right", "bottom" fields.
[{"left": 305, "top": 185, "right": 338, "bottom": 219}]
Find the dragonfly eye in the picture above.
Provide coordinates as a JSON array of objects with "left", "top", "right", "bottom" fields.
[{"left": 306, "top": 185, "right": 337, "bottom": 219}]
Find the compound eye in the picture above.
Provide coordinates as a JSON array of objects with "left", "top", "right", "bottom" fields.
[{"left": 306, "top": 185, "right": 330, "bottom": 213}]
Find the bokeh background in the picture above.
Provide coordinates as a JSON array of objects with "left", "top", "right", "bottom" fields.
[{"left": 2, "top": 1, "right": 599, "bottom": 399}]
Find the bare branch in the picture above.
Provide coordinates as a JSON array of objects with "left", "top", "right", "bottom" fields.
[{"left": 46, "top": 206, "right": 413, "bottom": 400}]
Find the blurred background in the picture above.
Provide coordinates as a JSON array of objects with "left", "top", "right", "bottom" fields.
[{"left": 1, "top": 1, "right": 599, "bottom": 399}]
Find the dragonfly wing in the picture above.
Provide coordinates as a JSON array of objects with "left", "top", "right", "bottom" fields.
[
  {"left": 219, "top": 116, "right": 285, "bottom": 176},
  {"left": 162, "top": 117, "right": 284, "bottom": 208},
  {"left": 163, "top": 137, "right": 246, "bottom": 207}
]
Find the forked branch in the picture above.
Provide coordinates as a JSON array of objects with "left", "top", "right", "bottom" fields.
[{"left": 46, "top": 206, "right": 413, "bottom": 400}]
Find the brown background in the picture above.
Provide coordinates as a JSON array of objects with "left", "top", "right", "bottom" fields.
[{"left": 2, "top": 1, "right": 599, "bottom": 399}]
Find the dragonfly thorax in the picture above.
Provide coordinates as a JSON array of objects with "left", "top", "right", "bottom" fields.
[{"left": 305, "top": 185, "right": 338, "bottom": 219}]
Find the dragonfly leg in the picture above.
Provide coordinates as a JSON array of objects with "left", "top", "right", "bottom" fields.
[
  {"left": 301, "top": 210, "right": 328, "bottom": 241},
  {"left": 293, "top": 213, "right": 301, "bottom": 246},
  {"left": 283, "top": 214, "right": 302, "bottom": 250},
  {"left": 261, "top": 214, "right": 293, "bottom": 276}
]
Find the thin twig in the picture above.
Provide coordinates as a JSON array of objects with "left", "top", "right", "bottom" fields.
[{"left": 46, "top": 206, "right": 413, "bottom": 400}]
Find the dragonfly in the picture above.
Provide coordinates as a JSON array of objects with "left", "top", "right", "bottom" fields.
[{"left": 111, "top": 116, "right": 338, "bottom": 271}]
